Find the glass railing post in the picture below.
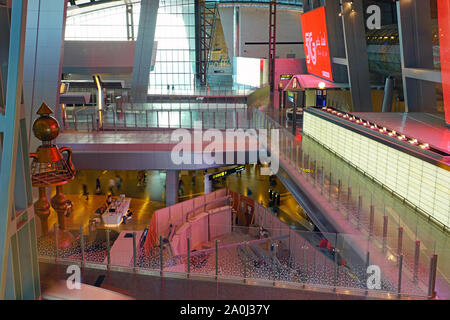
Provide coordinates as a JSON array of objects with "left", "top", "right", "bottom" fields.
[
  {"left": 320, "top": 166, "right": 324, "bottom": 195},
  {"left": 113, "top": 107, "right": 116, "bottom": 129},
  {"left": 365, "top": 250, "right": 370, "bottom": 296},
  {"left": 413, "top": 240, "right": 420, "bottom": 283},
  {"left": 80, "top": 226, "right": 85, "bottom": 267},
  {"left": 333, "top": 234, "right": 338, "bottom": 292},
  {"left": 54, "top": 223, "right": 59, "bottom": 262},
  {"left": 382, "top": 213, "right": 388, "bottom": 253},
  {"left": 160, "top": 235, "right": 163, "bottom": 275},
  {"left": 313, "top": 160, "right": 317, "bottom": 186},
  {"left": 106, "top": 229, "right": 111, "bottom": 267},
  {"left": 397, "top": 254, "right": 403, "bottom": 298},
  {"left": 132, "top": 232, "right": 137, "bottom": 271},
  {"left": 243, "top": 242, "right": 247, "bottom": 283},
  {"left": 328, "top": 172, "right": 332, "bottom": 201},
  {"left": 369, "top": 203, "right": 375, "bottom": 238},
  {"left": 145, "top": 110, "right": 148, "bottom": 128},
  {"left": 397, "top": 226, "right": 403, "bottom": 259},
  {"left": 215, "top": 239, "right": 219, "bottom": 280},
  {"left": 187, "top": 237, "right": 191, "bottom": 278},
  {"left": 337, "top": 179, "right": 341, "bottom": 209},
  {"left": 428, "top": 254, "right": 438, "bottom": 299},
  {"left": 346, "top": 182, "right": 351, "bottom": 220},
  {"left": 302, "top": 246, "right": 306, "bottom": 288},
  {"left": 74, "top": 110, "right": 78, "bottom": 131},
  {"left": 357, "top": 194, "right": 362, "bottom": 230},
  {"left": 272, "top": 240, "right": 276, "bottom": 286}
]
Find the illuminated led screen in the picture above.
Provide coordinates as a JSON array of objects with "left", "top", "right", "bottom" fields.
[
  {"left": 235, "top": 57, "right": 264, "bottom": 88},
  {"left": 300, "top": 6, "right": 333, "bottom": 81}
]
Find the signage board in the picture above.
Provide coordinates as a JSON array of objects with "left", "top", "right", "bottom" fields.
[
  {"left": 280, "top": 74, "right": 294, "bottom": 81},
  {"left": 300, "top": 7, "right": 333, "bottom": 81},
  {"left": 209, "top": 165, "right": 245, "bottom": 181}
]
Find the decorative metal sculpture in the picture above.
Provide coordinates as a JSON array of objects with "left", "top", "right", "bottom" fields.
[{"left": 29, "top": 102, "right": 75, "bottom": 236}]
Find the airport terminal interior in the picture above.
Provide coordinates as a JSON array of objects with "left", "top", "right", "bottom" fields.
[{"left": 0, "top": 0, "right": 449, "bottom": 300}]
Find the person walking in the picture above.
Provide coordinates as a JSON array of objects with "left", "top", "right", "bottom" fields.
[
  {"left": 82, "top": 184, "right": 89, "bottom": 200},
  {"left": 116, "top": 175, "right": 122, "bottom": 191},
  {"left": 95, "top": 177, "right": 101, "bottom": 194},
  {"left": 108, "top": 178, "right": 115, "bottom": 195}
]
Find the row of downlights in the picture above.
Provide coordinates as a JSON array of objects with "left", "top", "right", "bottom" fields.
[{"left": 321, "top": 106, "right": 430, "bottom": 150}]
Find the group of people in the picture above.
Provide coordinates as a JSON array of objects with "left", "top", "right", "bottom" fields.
[
  {"left": 81, "top": 175, "right": 123, "bottom": 200},
  {"left": 137, "top": 170, "right": 147, "bottom": 187}
]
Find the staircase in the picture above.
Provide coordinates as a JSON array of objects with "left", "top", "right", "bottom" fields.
[{"left": 198, "top": 0, "right": 219, "bottom": 86}]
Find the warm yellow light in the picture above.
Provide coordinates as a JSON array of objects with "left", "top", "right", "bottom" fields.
[
  {"left": 59, "top": 83, "right": 67, "bottom": 94},
  {"left": 94, "top": 74, "right": 103, "bottom": 125},
  {"left": 318, "top": 81, "right": 326, "bottom": 89}
]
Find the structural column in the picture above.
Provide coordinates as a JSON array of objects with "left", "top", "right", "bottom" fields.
[
  {"left": 131, "top": 0, "right": 159, "bottom": 102},
  {"left": 165, "top": 170, "right": 179, "bottom": 206},
  {"left": 23, "top": 0, "right": 67, "bottom": 148},
  {"left": 397, "top": 0, "right": 437, "bottom": 113},
  {"left": 340, "top": 0, "right": 373, "bottom": 112}
]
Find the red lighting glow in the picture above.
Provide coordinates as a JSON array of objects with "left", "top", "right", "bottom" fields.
[{"left": 301, "top": 7, "right": 333, "bottom": 81}]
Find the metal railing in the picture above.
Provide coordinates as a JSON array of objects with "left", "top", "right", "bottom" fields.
[
  {"left": 62, "top": 104, "right": 252, "bottom": 131},
  {"left": 38, "top": 200, "right": 437, "bottom": 299}
]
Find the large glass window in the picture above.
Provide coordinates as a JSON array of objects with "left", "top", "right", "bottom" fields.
[
  {"left": 65, "top": 0, "right": 196, "bottom": 91},
  {"left": 150, "top": 0, "right": 196, "bottom": 92}
]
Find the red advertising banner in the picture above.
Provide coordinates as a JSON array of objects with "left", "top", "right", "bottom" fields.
[
  {"left": 438, "top": 0, "right": 450, "bottom": 124},
  {"left": 301, "top": 6, "right": 333, "bottom": 81}
]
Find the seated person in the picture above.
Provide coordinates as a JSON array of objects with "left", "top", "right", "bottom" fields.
[{"left": 106, "top": 194, "right": 113, "bottom": 206}]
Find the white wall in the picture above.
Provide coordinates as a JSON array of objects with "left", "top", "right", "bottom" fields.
[
  {"left": 219, "top": 6, "right": 304, "bottom": 60},
  {"left": 62, "top": 40, "right": 136, "bottom": 75},
  {"left": 235, "top": 57, "right": 266, "bottom": 87}
]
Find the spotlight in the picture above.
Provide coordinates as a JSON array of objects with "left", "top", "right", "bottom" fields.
[{"left": 388, "top": 130, "right": 397, "bottom": 137}]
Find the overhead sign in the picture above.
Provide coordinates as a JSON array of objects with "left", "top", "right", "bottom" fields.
[
  {"left": 300, "top": 7, "right": 333, "bottom": 81},
  {"left": 280, "top": 74, "right": 293, "bottom": 81},
  {"left": 209, "top": 165, "right": 245, "bottom": 181}
]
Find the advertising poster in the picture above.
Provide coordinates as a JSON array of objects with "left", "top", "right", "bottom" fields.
[{"left": 300, "top": 6, "right": 333, "bottom": 81}]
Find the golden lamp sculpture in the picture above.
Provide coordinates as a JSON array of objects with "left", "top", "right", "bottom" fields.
[{"left": 29, "top": 102, "right": 75, "bottom": 237}]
